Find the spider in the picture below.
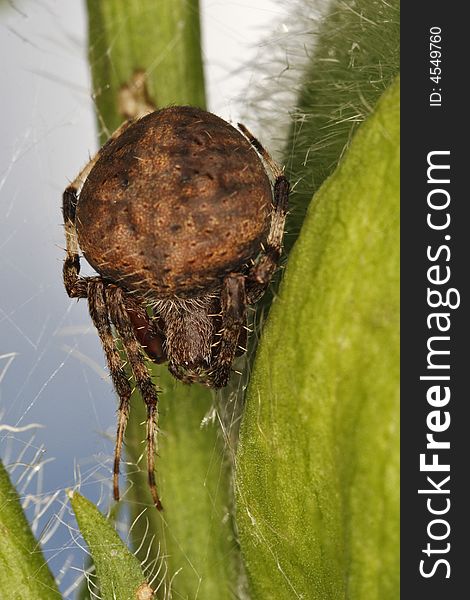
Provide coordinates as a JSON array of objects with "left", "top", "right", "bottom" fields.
[{"left": 62, "top": 106, "right": 289, "bottom": 510}]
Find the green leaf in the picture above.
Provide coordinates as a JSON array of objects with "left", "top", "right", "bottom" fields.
[
  {"left": 236, "top": 77, "right": 400, "bottom": 599},
  {"left": 70, "top": 491, "right": 153, "bottom": 600},
  {"left": 0, "top": 460, "right": 61, "bottom": 599}
]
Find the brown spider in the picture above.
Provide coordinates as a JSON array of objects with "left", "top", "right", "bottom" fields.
[{"left": 62, "top": 106, "right": 289, "bottom": 510}]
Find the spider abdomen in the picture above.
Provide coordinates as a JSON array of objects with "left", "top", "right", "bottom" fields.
[{"left": 76, "top": 106, "right": 272, "bottom": 298}]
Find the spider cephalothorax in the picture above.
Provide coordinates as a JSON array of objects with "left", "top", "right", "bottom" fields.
[{"left": 62, "top": 106, "right": 289, "bottom": 509}]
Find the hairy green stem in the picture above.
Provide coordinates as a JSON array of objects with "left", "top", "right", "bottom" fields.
[{"left": 85, "top": 2, "right": 240, "bottom": 598}]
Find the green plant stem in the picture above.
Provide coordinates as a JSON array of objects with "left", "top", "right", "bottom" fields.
[
  {"left": 284, "top": 0, "right": 400, "bottom": 254},
  {"left": 126, "top": 383, "right": 239, "bottom": 599},
  {"left": 86, "top": 2, "right": 240, "bottom": 597},
  {"left": 87, "top": 0, "right": 206, "bottom": 138}
]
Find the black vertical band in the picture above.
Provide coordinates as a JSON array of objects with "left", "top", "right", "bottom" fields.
[{"left": 401, "top": 5, "right": 467, "bottom": 597}]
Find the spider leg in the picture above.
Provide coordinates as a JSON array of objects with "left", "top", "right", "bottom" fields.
[
  {"left": 62, "top": 184, "right": 88, "bottom": 299},
  {"left": 237, "top": 123, "right": 290, "bottom": 304},
  {"left": 87, "top": 280, "right": 132, "bottom": 502},
  {"left": 106, "top": 286, "right": 163, "bottom": 511},
  {"left": 208, "top": 274, "right": 246, "bottom": 388},
  {"left": 237, "top": 122, "right": 284, "bottom": 180},
  {"left": 62, "top": 119, "right": 135, "bottom": 298},
  {"left": 125, "top": 296, "right": 167, "bottom": 364},
  {"left": 62, "top": 119, "right": 154, "bottom": 503}
]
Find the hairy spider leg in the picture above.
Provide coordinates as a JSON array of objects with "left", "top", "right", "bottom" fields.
[
  {"left": 125, "top": 297, "right": 167, "bottom": 364},
  {"left": 237, "top": 122, "right": 284, "bottom": 180},
  {"left": 237, "top": 123, "right": 290, "bottom": 304},
  {"left": 204, "top": 125, "right": 290, "bottom": 387},
  {"left": 208, "top": 274, "right": 247, "bottom": 388},
  {"left": 61, "top": 117, "right": 165, "bottom": 506},
  {"left": 87, "top": 281, "right": 132, "bottom": 502},
  {"left": 62, "top": 119, "right": 134, "bottom": 299},
  {"left": 106, "top": 286, "right": 163, "bottom": 511}
]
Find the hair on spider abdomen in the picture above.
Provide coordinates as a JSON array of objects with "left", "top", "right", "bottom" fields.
[{"left": 62, "top": 105, "right": 289, "bottom": 509}]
